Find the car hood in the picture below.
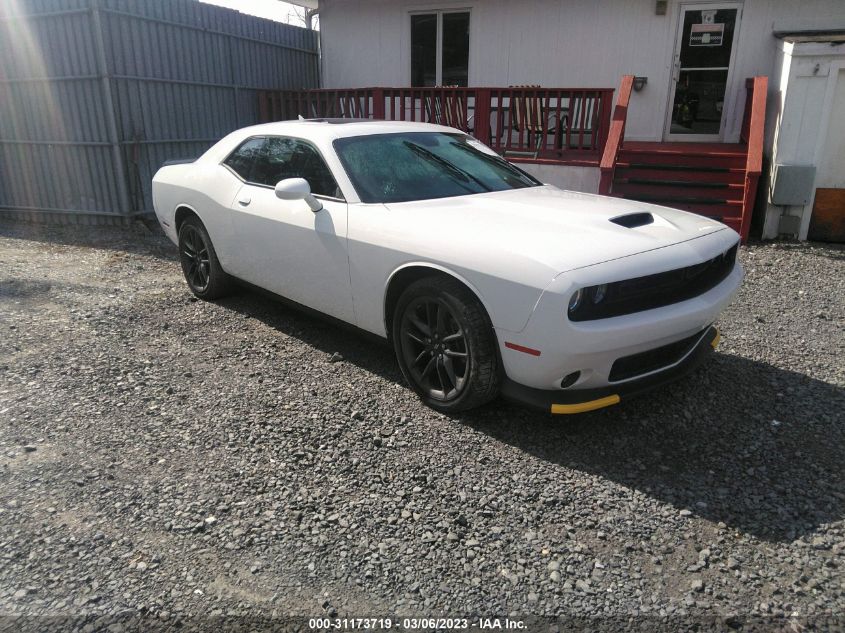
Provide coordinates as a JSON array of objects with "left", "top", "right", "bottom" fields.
[{"left": 386, "top": 185, "right": 730, "bottom": 276}]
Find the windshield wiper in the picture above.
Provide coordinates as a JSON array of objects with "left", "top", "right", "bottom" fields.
[
  {"left": 403, "top": 141, "right": 492, "bottom": 192},
  {"left": 448, "top": 141, "right": 539, "bottom": 187}
]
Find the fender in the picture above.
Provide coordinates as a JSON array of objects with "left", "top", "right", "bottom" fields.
[{"left": 383, "top": 261, "right": 498, "bottom": 335}]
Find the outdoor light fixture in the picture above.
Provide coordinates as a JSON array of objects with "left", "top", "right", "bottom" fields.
[
  {"left": 633, "top": 76, "right": 648, "bottom": 92},
  {"left": 655, "top": 0, "right": 667, "bottom": 15}
]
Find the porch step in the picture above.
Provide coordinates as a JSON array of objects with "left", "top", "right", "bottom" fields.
[
  {"left": 613, "top": 181, "right": 745, "bottom": 200},
  {"left": 619, "top": 162, "right": 732, "bottom": 172},
  {"left": 617, "top": 152, "right": 746, "bottom": 169},
  {"left": 622, "top": 178, "right": 732, "bottom": 188},
  {"left": 620, "top": 141, "right": 748, "bottom": 157},
  {"left": 621, "top": 192, "right": 740, "bottom": 204},
  {"left": 620, "top": 193, "right": 743, "bottom": 217},
  {"left": 615, "top": 165, "right": 746, "bottom": 184}
]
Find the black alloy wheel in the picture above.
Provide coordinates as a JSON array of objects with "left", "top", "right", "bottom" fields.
[
  {"left": 400, "top": 296, "right": 470, "bottom": 400},
  {"left": 177, "top": 216, "right": 232, "bottom": 300},
  {"left": 393, "top": 276, "right": 500, "bottom": 412},
  {"left": 180, "top": 223, "right": 210, "bottom": 293}
]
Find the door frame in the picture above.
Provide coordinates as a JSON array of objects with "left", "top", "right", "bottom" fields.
[{"left": 663, "top": 1, "right": 744, "bottom": 142}]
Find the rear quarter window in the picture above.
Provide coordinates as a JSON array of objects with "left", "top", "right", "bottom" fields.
[{"left": 223, "top": 137, "right": 265, "bottom": 180}]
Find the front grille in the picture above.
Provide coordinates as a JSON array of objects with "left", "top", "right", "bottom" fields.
[
  {"left": 609, "top": 329, "right": 706, "bottom": 382},
  {"left": 568, "top": 242, "right": 738, "bottom": 322}
]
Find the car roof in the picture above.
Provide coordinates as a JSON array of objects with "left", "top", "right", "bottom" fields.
[{"left": 232, "top": 119, "right": 462, "bottom": 143}]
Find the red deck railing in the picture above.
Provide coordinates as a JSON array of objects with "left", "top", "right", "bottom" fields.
[
  {"left": 258, "top": 86, "right": 615, "bottom": 164},
  {"left": 598, "top": 75, "right": 635, "bottom": 195},
  {"left": 738, "top": 76, "right": 768, "bottom": 243}
]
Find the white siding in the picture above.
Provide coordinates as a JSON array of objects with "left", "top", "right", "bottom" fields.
[
  {"left": 319, "top": 0, "right": 845, "bottom": 142},
  {"left": 518, "top": 163, "right": 601, "bottom": 193}
]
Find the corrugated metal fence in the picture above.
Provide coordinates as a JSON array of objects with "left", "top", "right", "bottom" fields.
[{"left": 0, "top": 0, "right": 319, "bottom": 224}]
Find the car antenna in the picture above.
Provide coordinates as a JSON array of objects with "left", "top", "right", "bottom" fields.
[{"left": 297, "top": 115, "right": 305, "bottom": 120}]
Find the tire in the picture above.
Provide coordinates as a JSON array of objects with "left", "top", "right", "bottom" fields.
[
  {"left": 177, "top": 215, "right": 233, "bottom": 300},
  {"left": 392, "top": 276, "right": 500, "bottom": 412}
]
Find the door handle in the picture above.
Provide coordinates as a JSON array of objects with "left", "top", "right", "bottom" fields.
[{"left": 237, "top": 197, "right": 251, "bottom": 206}]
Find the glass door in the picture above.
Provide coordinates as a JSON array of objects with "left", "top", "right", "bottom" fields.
[{"left": 665, "top": 4, "right": 742, "bottom": 141}]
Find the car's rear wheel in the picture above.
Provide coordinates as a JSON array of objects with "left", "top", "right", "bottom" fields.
[
  {"left": 393, "top": 276, "right": 500, "bottom": 412},
  {"left": 178, "top": 216, "right": 232, "bottom": 300}
]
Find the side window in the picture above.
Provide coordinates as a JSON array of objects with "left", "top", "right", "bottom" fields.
[
  {"left": 252, "top": 137, "right": 343, "bottom": 199},
  {"left": 223, "top": 137, "right": 265, "bottom": 180}
]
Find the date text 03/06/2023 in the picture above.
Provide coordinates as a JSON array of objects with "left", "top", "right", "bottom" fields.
[{"left": 308, "top": 617, "right": 527, "bottom": 630}]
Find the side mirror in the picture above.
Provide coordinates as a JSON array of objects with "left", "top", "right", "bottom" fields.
[{"left": 274, "top": 178, "right": 323, "bottom": 212}]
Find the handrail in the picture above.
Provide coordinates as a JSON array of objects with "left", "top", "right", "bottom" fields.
[
  {"left": 598, "top": 75, "right": 634, "bottom": 195},
  {"left": 743, "top": 76, "right": 767, "bottom": 177},
  {"left": 739, "top": 76, "right": 768, "bottom": 242}
]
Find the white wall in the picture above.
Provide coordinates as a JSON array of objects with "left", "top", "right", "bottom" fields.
[
  {"left": 319, "top": 0, "right": 845, "bottom": 143},
  {"left": 518, "top": 163, "right": 600, "bottom": 193},
  {"left": 762, "top": 40, "right": 845, "bottom": 239}
]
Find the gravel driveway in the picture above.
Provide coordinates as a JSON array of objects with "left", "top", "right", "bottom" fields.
[{"left": 0, "top": 220, "right": 843, "bottom": 632}]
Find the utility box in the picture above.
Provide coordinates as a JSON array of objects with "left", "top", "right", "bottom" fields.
[{"left": 769, "top": 164, "right": 817, "bottom": 205}]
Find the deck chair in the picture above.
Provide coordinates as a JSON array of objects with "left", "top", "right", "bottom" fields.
[
  {"left": 424, "top": 88, "right": 473, "bottom": 133},
  {"left": 505, "top": 86, "right": 563, "bottom": 159},
  {"left": 561, "top": 94, "right": 601, "bottom": 150}
]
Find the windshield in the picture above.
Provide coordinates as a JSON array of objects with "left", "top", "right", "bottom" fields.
[{"left": 333, "top": 132, "right": 542, "bottom": 203}]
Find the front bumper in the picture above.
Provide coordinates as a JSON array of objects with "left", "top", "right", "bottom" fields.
[
  {"left": 500, "top": 325, "right": 720, "bottom": 414},
  {"left": 496, "top": 230, "right": 741, "bottom": 392}
]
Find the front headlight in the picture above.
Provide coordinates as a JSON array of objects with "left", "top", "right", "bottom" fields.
[{"left": 568, "top": 289, "right": 583, "bottom": 312}]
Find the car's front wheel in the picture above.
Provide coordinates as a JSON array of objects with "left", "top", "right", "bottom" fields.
[
  {"left": 393, "top": 276, "right": 500, "bottom": 412},
  {"left": 177, "top": 216, "right": 232, "bottom": 300}
]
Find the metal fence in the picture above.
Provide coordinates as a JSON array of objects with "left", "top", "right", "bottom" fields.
[{"left": 0, "top": 0, "right": 319, "bottom": 224}]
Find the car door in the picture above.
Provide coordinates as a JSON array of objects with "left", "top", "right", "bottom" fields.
[{"left": 226, "top": 136, "right": 354, "bottom": 324}]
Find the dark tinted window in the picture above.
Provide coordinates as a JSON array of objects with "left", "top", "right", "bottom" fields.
[
  {"left": 251, "top": 137, "right": 342, "bottom": 198},
  {"left": 223, "top": 137, "right": 264, "bottom": 180},
  {"left": 442, "top": 12, "right": 469, "bottom": 87},
  {"left": 411, "top": 14, "right": 437, "bottom": 87},
  {"left": 334, "top": 132, "right": 540, "bottom": 204}
]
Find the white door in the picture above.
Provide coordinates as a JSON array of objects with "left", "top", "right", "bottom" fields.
[
  {"left": 664, "top": 3, "right": 742, "bottom": 141},
  {"left": 227, "top": 136, "right": 354, "bottom": 323}
]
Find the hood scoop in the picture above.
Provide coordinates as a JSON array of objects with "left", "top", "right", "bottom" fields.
[{"left": 610, "top": 212, "right": 654, "bottom": 229}]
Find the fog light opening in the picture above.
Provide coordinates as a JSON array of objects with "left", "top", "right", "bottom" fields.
[{"left": 560, "top": 371, "right": 581, "bottom": 389}]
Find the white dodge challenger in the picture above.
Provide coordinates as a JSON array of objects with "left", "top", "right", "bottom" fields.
[{"left": 152, "top": 119, "right": 742, "bottom": 415}]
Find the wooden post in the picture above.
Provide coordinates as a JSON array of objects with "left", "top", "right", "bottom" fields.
[
  {"left": 599, "top": 75, "right": 634, "bottom": 196},
  {"left": 740, "top": 76, "right": 768, "bottom": 243},
  {"left": 473, "top": 88, "right": 492, "bottom": 144},
  {"left": 372, "top": 88, "right": 385, "bottom": 120}
]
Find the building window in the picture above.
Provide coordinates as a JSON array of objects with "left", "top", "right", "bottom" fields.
[{"left": 411, "top": 11, "right": 469, "bottom": 87}]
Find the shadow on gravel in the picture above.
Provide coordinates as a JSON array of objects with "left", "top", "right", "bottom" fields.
[
  {"left": 0, "top": 219, "right": 176, "bottom": 260},
  {"left": 460, "top": 354, "right": 845, "bottom": 544},
  {"left": 0, "top": 277, "right": 109, "bottom": 300},
  {"left": 215, "top": 287, "right": 402, "bottom": 382},
  {"left": 212, "top": 285, "right": 845, "bottom": 543}
]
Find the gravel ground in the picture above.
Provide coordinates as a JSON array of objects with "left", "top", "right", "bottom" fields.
[{"left": 0, "top": 220, "right": 843, "bottom": 632}]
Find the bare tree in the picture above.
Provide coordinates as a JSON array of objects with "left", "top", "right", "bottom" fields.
[{"left": 282, "top": 3, "right": 319, "bottom": 30}]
